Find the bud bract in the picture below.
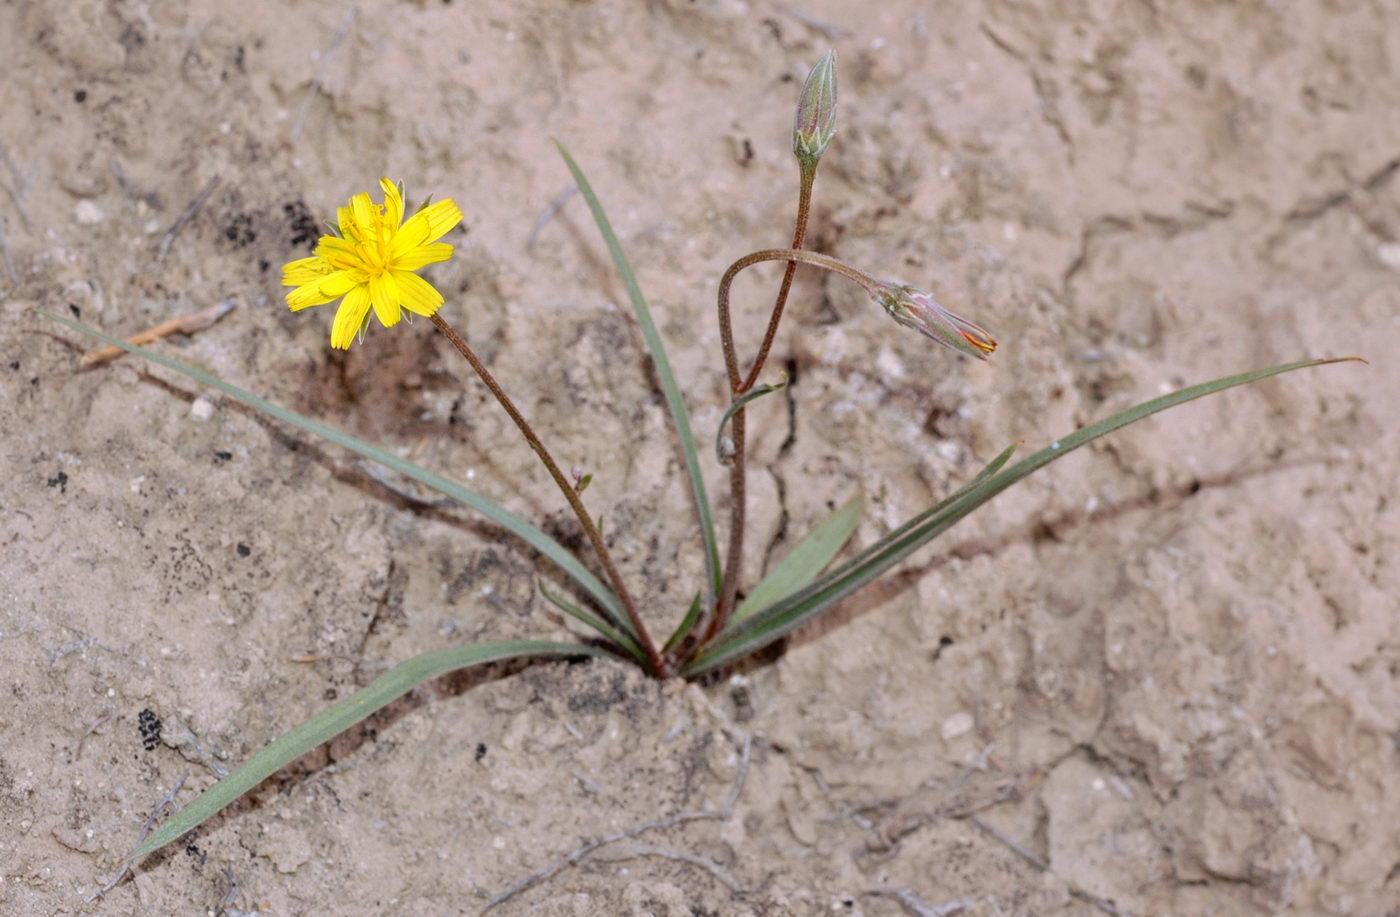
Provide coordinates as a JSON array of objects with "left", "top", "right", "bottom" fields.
[
  {"left": 793, "top": 50, "right": 838, "bottom": 166},
  {"left": 875, "top": 283, "right": 997, "bottom": 360}
]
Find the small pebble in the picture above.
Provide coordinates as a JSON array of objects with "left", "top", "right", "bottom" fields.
[
  {"left": 74, "top": 200, "right": 105, "bottom": 225},
  {"left": 1377, "top": 243, "right": 1400, "bottom": 271},
  {"left": 942, "top": 711, "right": 974, "bottom": 740},
  {"left": 189, "top": 397, "right": 215, "bottom": 421}
]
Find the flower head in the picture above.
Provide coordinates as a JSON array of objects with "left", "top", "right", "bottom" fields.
[
  {"left": 282, "top": 179, "right": 463, "bottom": 349},
  {"left": 874, "top": 282, "right": 997, "bottom": 360},
  {"left": 793, "top": 50, "right": 838, "bottom": 166}
]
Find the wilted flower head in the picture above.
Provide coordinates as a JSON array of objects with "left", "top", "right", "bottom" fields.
[
  {"left": 282, "top": 179, "right": 462, "bottom": 349},
  {"left": 874, "top": 282, "right": 997, "bottom": 360},
  {"left": 793, "top": 50, "right": 837, "bottom": 166}
]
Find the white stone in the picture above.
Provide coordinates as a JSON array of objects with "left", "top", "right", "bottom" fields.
[
  {"left": 935, "top": 440, "right": 963, "bottom": 464},
  {"left": 74, "top": 200, "right": 105, "bottom": 224},
  {"left": 941, "top": 711, "right": 974, "bottom": 740},
  {"left": 189, "top": 397, "right": 215, "bottom": 421}
]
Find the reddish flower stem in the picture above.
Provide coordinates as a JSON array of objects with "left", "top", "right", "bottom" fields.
[
  {"left": 704, "top": 151, "right": 882, "bottom": 648},
  {"left": 739, "top": 162, "right": 816, "bottom": 394},
  {"left": 430, "top": 313, "right": 666, "bottom": 677}
]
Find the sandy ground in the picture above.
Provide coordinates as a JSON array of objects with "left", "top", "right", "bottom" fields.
[{"left": 3, "top": 1, "right": 1399, "bottom": 914}]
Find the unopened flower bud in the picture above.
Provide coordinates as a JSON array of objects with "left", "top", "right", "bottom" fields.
[
  {"left": 875, "top": 283, "right": 997, "bottom": 360},
  {"left": 793, "top": 50, "right": 838, "bottom": 166}
]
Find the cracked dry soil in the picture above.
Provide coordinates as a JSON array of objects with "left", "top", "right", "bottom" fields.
[{"left": 3, "top": 1, "right": 1398, "bottom": 915}]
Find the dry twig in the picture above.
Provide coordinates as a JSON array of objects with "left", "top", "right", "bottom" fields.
[
  {"left": 525, "top": 184, "right": 577, "bottom": 251},
  {"left": 358, "top": 461, "right": 453, "bottom": 508},
  {"left": 87, "top": 772, "right": 189, "bottom": 903},
  {"left": 864, "top": 888, "right": 976, "bottom": 917},
  {"left": 777, "top": 4, "right": 850, "bottom": 40},
  {"left": 80, "top": 298, "right": 237, "bottom": 366},
  {"left": 215, "top": 867, "right": 239, "bottom": 916},
  {"left": 482, "top": 732, "right": 752, "bottom": 913},
  {"left": 593, "top": 843, "right": 741, "bottom": 892},
  {"left": 0, "top": 215, "right": 17, "bottom": 287},
  {"left": 110, "top": 159, "right": 162, "bottom": 210},
  {"left": 862, "top": 745, "right": 1021, "bottom": 855},
  {"left": 290, "top": 10, "right": 357, "bottom": 142},
  {"left": 150, "top": 176, "right": 221, "bottom": 269},
  {"left": 74, "top": 714, "right": 111, "bottom": 760},
  {"left": 969, "top": 815, "right": 1128, "bottom": 917},
  {"left": 0, "top": 143, "right": 32, "bottom": 232}
]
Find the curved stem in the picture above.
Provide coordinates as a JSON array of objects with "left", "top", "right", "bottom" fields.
[
  {"left": 715, "top": 248, "right": 884, "bottom": 393},
  {"left": 430, "top": 313, "right": 667, "bottom": 677},
  {"left": 704, "top": 247, "right": 886, "bottom": 647}
]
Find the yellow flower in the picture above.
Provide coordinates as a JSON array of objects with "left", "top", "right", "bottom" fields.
[{"left": 282, "top": 179, "right": 463, "bottom": 349}]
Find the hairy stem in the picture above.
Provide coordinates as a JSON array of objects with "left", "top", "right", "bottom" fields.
[
  {"left": 706, "top": 166, "right": 814, "bottom": 650},
  {"left": 712, "top": 405, "right": 748, "bottom": 644},
  {"left": 705, "top": 245, "right": 883, "bottom": 647},
  {"left": 430, "top": 313, "right": 666, "bottom": 676},
  {"left": 740, "top": 161, "right": 816, "bottom": 394}
]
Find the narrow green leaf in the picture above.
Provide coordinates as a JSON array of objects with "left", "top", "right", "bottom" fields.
[
  {"left": 846, "top": 440, "right": 1021, "bottom": 564},
  {"left": 42, "top": 310, "right": 634, "bottom": 640},
  {"left": 685, "top": 358, "right": 1355, "bottom": 675},
  {"left": 130, "top": 640, "right": 609, "bottom": 860},
  {"left": 963, "top": 440, "right": 1021, "bottom": 490},
  {"left": 662, "top": 592, "right": 704, "bottom": 654},
  {"left": 719, "top": 442, "right": 1014, "bottom": 638},
  {"left": 554, "top": 142, "right": 723, "bottom": 605},
  {"left": 538, "top": 579, "right": 644, "bottom": 661},
  {"left": 716, "top": 374, "right": 788, "bottom": 465},
  {"left": 733, "top": 493, "right": 862, "bottom": 624}
]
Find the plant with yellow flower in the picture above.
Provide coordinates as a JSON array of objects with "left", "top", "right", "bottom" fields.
[{"left": 46, "top": 52, "right": 1355, "bottom": 866}]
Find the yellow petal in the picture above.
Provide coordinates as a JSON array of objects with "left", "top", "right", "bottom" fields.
[
  {"left": 393, "top": 270, "right": 444, "bottom": 316},
  {"left": 349, "top": 192, "right": 376, "bottom": 239},
  {"left": 379, "top": 178, "right": 403, "bottom": 228},
  {"left": 337, "top": 204, "right": 360, "bottom": 243},
  {"left": 331, "top": 285, "right": 372, "bottom": 349},
  {"left": 318, "top": 271, "right": 357, "bottom": 298},
  {"left": 419, "top": 199, "right": 463, "bottom": 244},
  {"left": 368, "top": 272, "right": 400, "bottom": 328},
  {"left": 392, "top": 199, "right": 462, "bottom": 256},
  {"left": 316, "top": 236, "right": 366, "bottom": 273},
  {"left": 282, "top": 255, "right": 331, "bottom": 287},
  {"left": 287, "top": 280, "right": 338, "bottom": 311},
  {"left": 392, "top": 212, "right": 430, "bottom": 252},
  {"left": 392, "top": 242, "right": 453, "bottom": 272}
]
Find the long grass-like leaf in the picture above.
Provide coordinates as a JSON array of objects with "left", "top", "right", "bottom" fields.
[
  {"left": 733, "top": 493, "right": 862, "bottom": 624},
  {"left": 842, "top": 441, "right": 1021, "bottom": 566},
  {"left": 554, "top": 143, "right": 723, "bottom": 606},
  {"left": 662, "top": 592, "right": 704, "bottom": 654},
  {"left": 538, "top": 579, "right": 645, "bottom": 661},
  {"left": 686, "top": 358, "right": 1354, "bottom": 675},
  {"left": 42, "top": 310, "right": 634, "bottom": 638},
  {"left": 718, "top": 443, "right": 1014, "bottom": 636},
  {"left": 130, "top": 640, "right": 609, "bottom": 860}
]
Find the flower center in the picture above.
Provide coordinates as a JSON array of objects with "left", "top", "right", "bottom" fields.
[{"left": 353, "top": 207, "right": 394, "bottom": 278}]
